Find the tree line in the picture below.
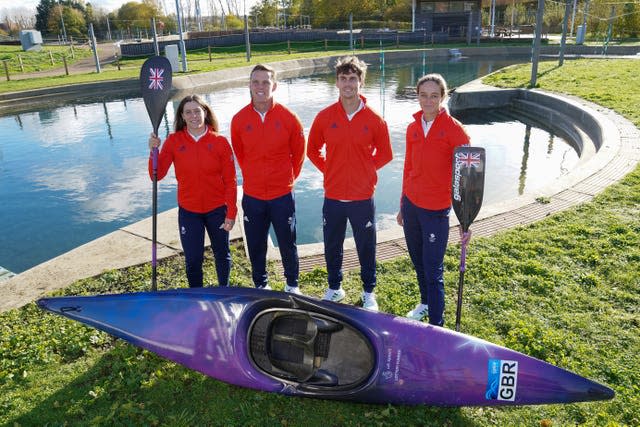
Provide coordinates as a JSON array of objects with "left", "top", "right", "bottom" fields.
[{"left": 0, "top": 0, "right": 638, "bottom": 42}]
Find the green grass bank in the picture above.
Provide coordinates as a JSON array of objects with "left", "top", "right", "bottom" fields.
[{"left": 0, "top": 58, "right": 638, "bottom": 425}]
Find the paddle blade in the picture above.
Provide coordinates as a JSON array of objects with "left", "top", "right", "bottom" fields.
[
  {"left": 140, "top": 56, "right": 173, "bottom": 134},
  {"left": 452, "top": 146, "right": 486, "bottom": 232}
]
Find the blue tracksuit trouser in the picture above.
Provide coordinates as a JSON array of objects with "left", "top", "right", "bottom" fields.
[
  {"left": 178, "top": 205, "right": 231, "bottom": 288},
  {"left": 242, "top": 192, "right": 299, "bottom": 288},
  {"left": 322, "top": 198, "right": 376, "bottom": 293},
  {"left": 401, "top": 195, "right": 450, "bottom": 326}
]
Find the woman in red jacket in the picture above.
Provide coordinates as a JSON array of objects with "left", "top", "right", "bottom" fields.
[
  {"left": 149, "top": 95, "right": 237, "bottom": 288},
  {"left": 397, "top": 74, "right": 470, "bottom": 326}
]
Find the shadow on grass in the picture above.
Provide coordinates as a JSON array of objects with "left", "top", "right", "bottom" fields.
[{"left": 8, "top": 341, "right": 479, "bottom": 426}]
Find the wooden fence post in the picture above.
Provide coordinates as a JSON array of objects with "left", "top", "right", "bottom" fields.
[
  {"left": 2, "top": 60, "right": 10, "bottom": 81},
  {"left": 208, "top": 45, "right": 212, "bottom": 62},
  {"left": 287, "top": 40, "right": 291, "bottom": 54},
  {"left": 49, "top": 50, "right": 55, "bottom": 65},
  {"left": 18, "top": 54, "right": 24, "bottom": 72},
  {"left": 62, "top": 55, "right": 69, "bottom": 75},
  {"left": 324, "top": 39, "right": 328, "bottom": 51}
]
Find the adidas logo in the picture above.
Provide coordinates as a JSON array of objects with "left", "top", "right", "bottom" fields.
[
  {"left": 365, "top": 221, "right": 373, "bottom": 228},
  {"left": 244, "top": 215, "right": 249, "bottom": 222}
]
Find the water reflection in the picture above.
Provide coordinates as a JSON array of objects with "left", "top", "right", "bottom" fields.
[
  {"left": 520, "top": 125, "right": 531, "bottom": 195},
  {"left": 0, "top": 57, "right": 578, "bottom": 273},
  {"left": 452, "top": 107, "right": 577, "bottom": 203}
]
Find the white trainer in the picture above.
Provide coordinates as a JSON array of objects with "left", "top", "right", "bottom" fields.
[
  {"left": 322, "top": 288, "right": 346, "bottom": 302},
  {"left": 259, "top": 284, "right": 272, "bottom": 290},
  {"left": 406, "top": 303, "right": 429, "bottom": 321},
  {"left": 284, "top": 285, "right": 303, "bottom": 295},
  {"left": 361, "top": 292, "right": 379, "bottom": 312}
]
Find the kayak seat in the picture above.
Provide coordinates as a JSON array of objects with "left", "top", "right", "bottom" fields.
[
  {"left": 306, "top": 369, "right": 339, "bottom": 386},
  {"left": 267, "top": 314, "right": 342, "bottom": 383},
  {"left": 249, "top": 309, "right": 374, "bottom": 388}
]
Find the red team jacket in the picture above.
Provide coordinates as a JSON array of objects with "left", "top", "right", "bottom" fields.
[
  {"left": 231, "top": 102, "right": 306, "bottom": 200},
  {"left": 149, "top": 128, "right": 238, "bottom": 219},
  {"left": 308, "top": 96, "right": 393, "bottom": 200},
  {"left": 402, "top": 109, "right": 470, "bottom": 210}
]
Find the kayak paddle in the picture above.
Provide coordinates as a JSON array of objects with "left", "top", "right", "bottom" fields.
[
  {"left": 140, "top": 56, "right": 172, "bottom": 291},
  {"left": 451, "top": 145, "right": 486, "bottom": 331}
]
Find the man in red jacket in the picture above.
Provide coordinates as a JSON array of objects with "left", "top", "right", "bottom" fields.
[
  {"left": 307, "top": 56, "right": 393, "bottom": 311},
  {"left": 231, "top": 64, "right": 306, "bottom": 294}
]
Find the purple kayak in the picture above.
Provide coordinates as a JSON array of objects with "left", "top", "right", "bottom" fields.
[{"left": 37, "top": 287, "right": 613, "bottom": 406}]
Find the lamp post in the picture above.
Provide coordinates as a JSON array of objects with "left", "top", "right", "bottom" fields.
[
  {"left": 59, "top": 1, "right": 68, "bottom": 44},
  {"left": 175, "top": 0, "right": 188, "bottom": 72},
  {"left": 244, "top": 0, "right": 251, "bottom": 62}
]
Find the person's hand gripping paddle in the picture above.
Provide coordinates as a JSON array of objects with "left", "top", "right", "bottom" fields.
[
  {"left": 140, "top": 56, "right": 172, "bottom": 291},
  {"left": 451, "top": 146, "right": 486, "bottom": 332}
]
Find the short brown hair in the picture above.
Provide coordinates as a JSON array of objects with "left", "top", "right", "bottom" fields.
[
  {"left": 335, "top": 56, "right": 367, "bottom": 82},
  {"left": 250, "top": 63, "right": 277, "bottom": 82}
]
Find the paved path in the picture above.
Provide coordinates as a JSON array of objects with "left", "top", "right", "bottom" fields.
[{"left": 1, "top": 65, "right": 639, "bottom": 313}]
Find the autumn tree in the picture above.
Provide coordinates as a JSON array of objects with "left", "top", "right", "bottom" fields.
[
  {"left": 115, "top": 1, "right": 159, "bottom": 31},
  {"left": 619, "top": 1, "right": 640, "bottom": 37},
  {"left": 47, "top": 3, "right": 87, "bottom": 39}
]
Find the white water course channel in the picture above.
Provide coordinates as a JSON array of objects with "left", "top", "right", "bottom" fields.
[{"left": 0, "top": 57, "right": 578, "bottom": 274}]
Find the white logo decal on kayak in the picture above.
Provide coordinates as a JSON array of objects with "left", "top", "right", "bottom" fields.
[
  {"left": 382, "top": 348, "right": 403, "bottom": 383},
  {"left": 485, "top": 359, "right": 518, "bottom": 401},
  {"left": 394, "top": 349, "right": 402, "bottom": 381}
]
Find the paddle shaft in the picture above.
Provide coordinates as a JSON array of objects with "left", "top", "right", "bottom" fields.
[
  {"left": 151, "top": 146, "right": 159, "bottom": 291},
  {"left": 455, "top": 233, "right": 469, "bottom": 332}
]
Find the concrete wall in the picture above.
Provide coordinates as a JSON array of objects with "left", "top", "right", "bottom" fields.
[{"left": 448, "top": 84, "right": 606, "bottom": 156}]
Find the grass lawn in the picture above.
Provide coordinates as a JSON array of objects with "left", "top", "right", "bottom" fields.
[
  {"left": 0, "top": 44, "right": 93, "bottom": 73},
  {"left": 0, "top": 57, "right": 638, "bottom": 425}
]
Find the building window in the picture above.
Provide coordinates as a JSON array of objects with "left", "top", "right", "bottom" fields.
[
  {"left": 420, "top": 2, "right": 435, "bottom": 12},
  {"left": 420, "top": 1, "right": 477, "bottom": 13}
]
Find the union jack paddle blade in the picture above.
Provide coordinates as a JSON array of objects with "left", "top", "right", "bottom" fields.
[
  {"left": 452, "top": 146, "right": 486, "bottom": 232},
  {"left": 140, "top": 56, "right": 173, "bottom": 135}
]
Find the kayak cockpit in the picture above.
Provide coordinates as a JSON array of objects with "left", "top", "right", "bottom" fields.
[{"left": 249, "top": 308, "right": 374, "bottom": 390}]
